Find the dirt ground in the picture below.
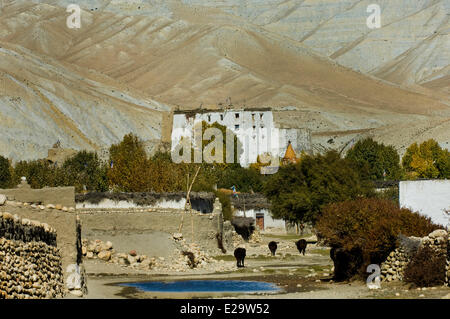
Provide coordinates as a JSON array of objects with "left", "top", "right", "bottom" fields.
[{"left": 70, "top": 231, "right": 450, "bottom": 299}]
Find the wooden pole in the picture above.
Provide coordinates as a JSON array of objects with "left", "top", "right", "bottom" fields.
[{"left": 178, "top": 166, "right": 201, "bottom": 235}]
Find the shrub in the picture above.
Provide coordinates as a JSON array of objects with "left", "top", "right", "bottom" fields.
[
  {"left": 316, "top": 198, "right": 440, "bottom": 280},
  {"left": 403, "top": 246, "right": 446, "bottom": 287}
]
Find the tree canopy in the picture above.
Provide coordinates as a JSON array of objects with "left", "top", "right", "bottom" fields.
[
  {"left": 0, "top": 155, "right": 12, "bottom": 188},
  {"left": 402, "top": 139, "right": 450, "bottom": 179},
  {"left": 263, "top": 151, "right": 374, "bottom": 225},
  {"left": 345, "top": 138, "right": 401, "bottom": 180}
]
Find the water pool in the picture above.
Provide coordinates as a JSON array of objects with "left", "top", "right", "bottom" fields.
[{"left": 119, "top": 280, "right": 282, "bottom": 294}]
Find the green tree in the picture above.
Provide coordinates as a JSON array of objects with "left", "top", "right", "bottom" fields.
[
  {"left": 62, "top": 151, "right": 109, "bottom": 193},
  {"left": 0, "top": 156, "right": 13, "bottom": 188},
  {"left": 345, "top": 138, "right": 401, "bottom": 180},
  {"left": 263, "top": 151, "right": 374, "bottom": 225},
  {"left": 12, "top": 160, "right": 57, "bottom": 189}
]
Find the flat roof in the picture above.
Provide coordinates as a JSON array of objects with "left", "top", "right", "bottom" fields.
[{"left": 174, "top": 107, "right": 272, "bottom": 115}]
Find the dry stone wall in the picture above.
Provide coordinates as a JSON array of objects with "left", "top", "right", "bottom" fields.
[
  {"left": 381, "top": 229, "right": 449, "bottom": 284},
  {"left": 0, "top": 212, "right": 65, "bottom": 299}
]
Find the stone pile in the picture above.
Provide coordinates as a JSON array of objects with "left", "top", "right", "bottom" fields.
[
  {"left": 380, "top": 247, "right": 409, "bottom": 281},
  {"left": 231, "top": 229, "right": 246, "bottom": 247},
  {"left": 82, "top": 239, "right": 155, "bottom": 270},
  {"left": 249, "top": 228, "right": 262, "bottom": 243},
  {"left": 381, "top": 229, "right": 449, "bottom": 283},
  {"left": 0, "top": 213, "right": 64, "bottom": 299}
]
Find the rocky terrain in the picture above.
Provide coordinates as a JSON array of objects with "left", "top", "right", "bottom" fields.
[{"left": 0, "top": 0, "right": 448, "bottom": 159}]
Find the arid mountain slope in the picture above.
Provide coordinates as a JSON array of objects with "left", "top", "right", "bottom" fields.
[
  {"left": 0, "top": 0, "right": 448, "bottom": 159},
  {"left": 0, "top": 41, "right": 169, "bottom": 161}
]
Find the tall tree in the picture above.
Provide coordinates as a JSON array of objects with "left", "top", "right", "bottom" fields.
[
  {"left": 402, "top": 139, "right": 450, "bottom": 179},
  {"left": 263, "top": 151, "right": 374, "bottom": 225},
  {"left": 62, "top": 151, "right": 108, "bottom": 193},
  {"left": 108, "top": 133, "right": 150, "bottom": 192},
  {"left": 345, "top": 138, "right": 401, "bottom": 180}
]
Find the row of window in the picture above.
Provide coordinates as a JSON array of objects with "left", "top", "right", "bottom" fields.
[
  {"left": 206, "top": 113, "right": 264, "bottom": 122},
  {"left": 234, "top": 124, "right": 265, "bottom": 131}
]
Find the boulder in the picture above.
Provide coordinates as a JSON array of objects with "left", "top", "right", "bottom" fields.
[
  {"left": 0, "top": 194, "right": 7, "bottom": 205},
  {"left": 129, "top": 250, "right": 137, "bottom": 257},
  {"left": 428, "top": 229, "right": 447, "bottom": 239},
  {"left": 98, "top": 250, "right": 111, "bottom": 261},
  {"left": 127, "top": 255, "right": 136, "bottom": 264},
  {"left": 173, "top": 233, "right": 183, "bottom": 240}
]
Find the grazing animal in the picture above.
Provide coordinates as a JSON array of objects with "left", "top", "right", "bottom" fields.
[
  {"left": 295, "top": 239, "right": 307, "bottom": 255},
  {"left": 268, "top": 241, "right": 278, "bottom": 256},
  {"left": 234, "top": 247, "right": 246, "bottom": 268}
]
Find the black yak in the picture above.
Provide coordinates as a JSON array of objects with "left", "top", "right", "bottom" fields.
[
  {"left": 268, "top": 241, "right": 278, "bottom": 256},
  {"left": 295, "top": 239, "right": 307, "bottom": 255},
  {"left": 234, "top": 247, "right": 246, "bottom": 268}
]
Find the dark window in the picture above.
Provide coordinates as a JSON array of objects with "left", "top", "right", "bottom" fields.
[
  {"left": 220, "top": 114, "right": 224, "bottom": 121},
  {"left": 235, "top": 113, "right": 240, "bottom": 119},
  {"left": 235, "top": 125, "right": 240, "bottom": 130},
  {"left": 260, "top": 113, "right": 264, "bottom": 119}
]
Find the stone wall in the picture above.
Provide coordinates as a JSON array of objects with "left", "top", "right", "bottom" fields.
[
  {"left": 381, "top": 229, "right": 449, "bottom": 284},
  {"left": 0, "top": 212, "right": 65, "bottom": 299}
]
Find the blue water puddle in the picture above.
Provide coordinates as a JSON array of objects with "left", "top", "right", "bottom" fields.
[{"left": 119, "top": 280, "right": 282, "bottom": 294}]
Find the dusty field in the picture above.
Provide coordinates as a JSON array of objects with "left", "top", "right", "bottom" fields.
[{"left": 72, "top": 232, "right": 450, "bottom": 299}]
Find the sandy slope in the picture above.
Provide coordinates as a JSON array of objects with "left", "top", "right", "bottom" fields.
[{"left": 0, "top": 0, "right": 448, "bottom": 158}]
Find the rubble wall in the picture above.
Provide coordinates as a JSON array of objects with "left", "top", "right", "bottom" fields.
[{"left": 0, "top": 212, "right": 65, "bottom": 299}]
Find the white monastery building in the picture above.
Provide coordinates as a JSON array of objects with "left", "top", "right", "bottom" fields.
[{"left": 171, "top": 108, "right": 311, "bottom": 167}]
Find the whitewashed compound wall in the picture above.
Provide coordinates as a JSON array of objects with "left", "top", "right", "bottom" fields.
[{"left": 399, "top": 180, "right": 450, "bottom": 227}]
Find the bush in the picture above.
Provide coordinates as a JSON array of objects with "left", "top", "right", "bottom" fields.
[
  {"left": 404, "top": 246, "right": 446, "bottom": 287},
  {"left": 316, "top": 198, "right": 440, "bottom": 280}
]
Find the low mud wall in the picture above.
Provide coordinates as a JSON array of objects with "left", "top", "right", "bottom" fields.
[
  {"left": 76, "top": 192, "right": 214, "bottom": 213},
  {"left": 0, "top": 186, "right": 75, "bottom": 208},
  {"left": 78, "top": 206, "right": 223, "bottom": 256},
  {"left": 0, "top": 212, "right": 65, "bottom": 299}
]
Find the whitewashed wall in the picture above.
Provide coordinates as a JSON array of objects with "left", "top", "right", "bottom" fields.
[
  {"left": 77, "top": 198, "right": 187, "bottom": 210},
  {"left": 399, "top": 180, "right": 450, "bottom": 227},
  {"left": 234, "top": 209, "right": 286, "bottom": 229}
]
